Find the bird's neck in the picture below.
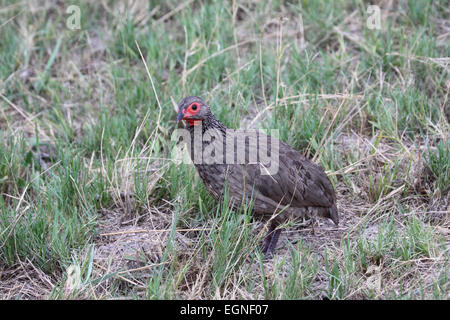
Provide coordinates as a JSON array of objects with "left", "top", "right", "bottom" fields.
[
  {"left": 187, "top": 114, "right": 227, "bottom": 134},
  {"left": 186, "top": 114, "right": 227, "bottom": 164}
]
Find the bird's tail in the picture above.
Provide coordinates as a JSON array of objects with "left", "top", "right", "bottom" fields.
[
  {"left": 328, "top": 204, "right": 339, "bottom": 225},
  {"left": 317, "top": 204, "right": 339, "bottom": 225}
]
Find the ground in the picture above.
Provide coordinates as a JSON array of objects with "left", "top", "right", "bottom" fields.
[{"left": 0, "top": 0, "right": 449, "bottom": 299}]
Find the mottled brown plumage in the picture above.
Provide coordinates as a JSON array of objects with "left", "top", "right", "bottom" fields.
[{"left": 176, "top": 96, "right": 338, "bottom": 256}]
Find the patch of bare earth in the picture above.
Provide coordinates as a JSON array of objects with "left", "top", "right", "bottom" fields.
[{"left": 0, "top": 259, "right": 55, "bottom": 299}]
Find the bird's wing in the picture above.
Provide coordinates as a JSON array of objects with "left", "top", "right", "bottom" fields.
[{"left": 224, "top": 133, "right": 336, "bottom": 211}]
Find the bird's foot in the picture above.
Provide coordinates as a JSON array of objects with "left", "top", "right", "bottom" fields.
[{"left": 311, "top": 219, "right": 315, "bottom": 235}]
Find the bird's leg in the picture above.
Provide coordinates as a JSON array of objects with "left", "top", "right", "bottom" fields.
[
  {"left": 261, "top": 220, "right": 282, "bottom": 258},
  {"left": 311, "top": 215, "right": 316, "bottom": 235},
  {"left": 307, "top": 207, "right": 316, "bottom": 235},
  {"left": 261, "top": 221, "right": 275, "bottom": 254}
]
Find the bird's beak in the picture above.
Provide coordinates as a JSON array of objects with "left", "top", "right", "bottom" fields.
[{"left": 176, "top": 109, "right": 184, "bottom": 122}]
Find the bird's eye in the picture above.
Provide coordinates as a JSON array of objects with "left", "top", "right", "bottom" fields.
[{"left": 191, "top": 104, "right": 198, "bottom": 111}]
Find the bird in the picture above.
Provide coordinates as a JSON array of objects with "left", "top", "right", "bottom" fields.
[{"left": 176, "top": 96, "right": 338, "bottom": 256}]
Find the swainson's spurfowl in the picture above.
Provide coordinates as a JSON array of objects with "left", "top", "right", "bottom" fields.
[{"left": 176, "top": 96, "right": 338, "bottom": 256}]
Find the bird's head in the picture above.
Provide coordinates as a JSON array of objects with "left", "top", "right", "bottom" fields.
[{"left": 176, "top": 96, "right": 211, "bottom": 126}]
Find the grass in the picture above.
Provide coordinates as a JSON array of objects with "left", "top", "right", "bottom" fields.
[{"left": 0, "top": 0, "right": 448, "bottom": 299}]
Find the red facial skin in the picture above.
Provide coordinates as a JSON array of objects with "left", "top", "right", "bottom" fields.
[{"left": 182, "top": 102, "right": 202, "bottom": 126}]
